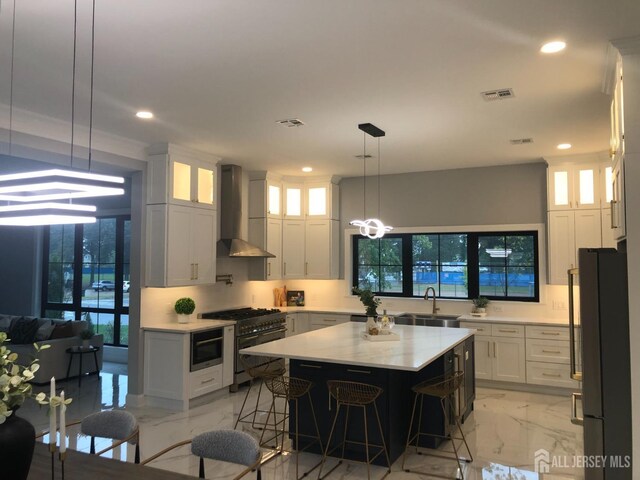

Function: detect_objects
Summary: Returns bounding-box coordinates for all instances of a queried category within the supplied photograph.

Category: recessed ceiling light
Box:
[557,143,572,150]
[540,41,566,54]
[302,167,313,173]
[136,111,154,119]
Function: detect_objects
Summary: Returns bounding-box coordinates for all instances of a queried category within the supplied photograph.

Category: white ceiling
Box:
[0,0,639,177]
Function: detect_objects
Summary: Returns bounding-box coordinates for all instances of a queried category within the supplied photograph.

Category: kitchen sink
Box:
[395,313,461,328]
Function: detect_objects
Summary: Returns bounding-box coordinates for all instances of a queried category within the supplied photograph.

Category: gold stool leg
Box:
[363,405,371,480]
[440,397,464,480]
[373,402,391,473]
[402,392,420,471]
[340,405,351,461]
[234,377,254,429]
[317,403,342,480]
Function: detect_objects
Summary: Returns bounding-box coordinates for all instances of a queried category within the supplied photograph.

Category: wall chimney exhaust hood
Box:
[217,164,275,258]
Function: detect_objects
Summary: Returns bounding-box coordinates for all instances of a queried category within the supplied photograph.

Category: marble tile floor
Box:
[21,364,585,479]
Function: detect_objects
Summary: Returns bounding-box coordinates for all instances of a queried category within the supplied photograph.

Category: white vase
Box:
[474,307,486,314]
[177,314,191,324]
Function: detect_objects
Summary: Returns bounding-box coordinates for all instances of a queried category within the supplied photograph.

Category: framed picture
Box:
[286,290,305,307]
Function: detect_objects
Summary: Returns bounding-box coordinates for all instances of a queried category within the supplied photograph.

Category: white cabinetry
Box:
[284,182,304,218]
[147,144,219,208]
[525,325,579,389]
[286,313,309,336]
[547,163,600,211]
[305,182,339,219]
[146,205,216,287]
[305,220,339,279]
[461,322,526,384]
[611,157,626,240]
[282,220,306,278]
[248,218,282,280]
[144,326,233,410]
[308,313,350,331]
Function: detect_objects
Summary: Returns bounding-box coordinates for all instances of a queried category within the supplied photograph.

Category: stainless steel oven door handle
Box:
[238,335,259,345]
[568,267,582,381]
[195,337,223,347]
[571,392,584,425]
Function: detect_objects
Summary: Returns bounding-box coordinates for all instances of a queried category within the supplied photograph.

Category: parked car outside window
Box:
[92,280,115,291]
[122,281,130,293]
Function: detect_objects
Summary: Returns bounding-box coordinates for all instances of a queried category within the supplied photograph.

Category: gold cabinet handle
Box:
[498,329,517,333]
[541,332,560,336]
[323,319,337,323]
[493,342,497,358]
[283,262,287,276]
[305,262,308,276]
[542,372,562,378]
[267,262,271,277]
[195,263,199,280]
[347,369,371,374]
[610,200,618,228]
[542,350,562,354]
[488,342,491,357]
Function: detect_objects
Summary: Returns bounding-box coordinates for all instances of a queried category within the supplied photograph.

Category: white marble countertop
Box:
[142,319,236,333]
[240,322,474,372]
[278,306,406,316]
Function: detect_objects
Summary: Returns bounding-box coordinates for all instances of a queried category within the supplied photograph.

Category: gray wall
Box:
[0,227,41,315]
[340,162,547,273]
[341,162,546,228]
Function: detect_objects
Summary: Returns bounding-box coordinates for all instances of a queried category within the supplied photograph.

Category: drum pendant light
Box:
[350,123,393,239]
[0,0,123,226]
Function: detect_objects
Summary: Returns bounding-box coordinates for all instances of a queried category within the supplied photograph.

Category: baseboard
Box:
[477,380,576,396]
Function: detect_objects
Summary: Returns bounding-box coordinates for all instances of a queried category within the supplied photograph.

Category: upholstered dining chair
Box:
[36,409,140,463]
[142,429,262,479]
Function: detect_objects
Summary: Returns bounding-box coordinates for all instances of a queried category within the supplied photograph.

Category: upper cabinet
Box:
[284,182,304,218]
[249,173,282,219]
[305,181,339,219]
[547,163,600,210]
[610,57,625,162]
[147,144,220,209]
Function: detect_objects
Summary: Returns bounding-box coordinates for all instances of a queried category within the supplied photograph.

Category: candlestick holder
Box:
[49,443,57,480]
[58,451,67,480]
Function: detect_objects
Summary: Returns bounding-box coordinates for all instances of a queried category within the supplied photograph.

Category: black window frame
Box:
[41,215,131,346]
[352,230,540,302]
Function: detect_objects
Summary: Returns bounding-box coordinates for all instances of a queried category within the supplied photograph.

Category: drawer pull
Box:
[323,319,337,323]
[200,377,215,384]
[542,350,562,354]
[542,372,562,378]
[347,369,371,374]
[300,363,322,369]
[498,329,517,333]
[541,332,561,336]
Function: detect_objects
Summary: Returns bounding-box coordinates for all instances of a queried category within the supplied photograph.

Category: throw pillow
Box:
[35,320,55,341]
[8,317,40,344]
[0,315,18,333]
[49,321,75,339]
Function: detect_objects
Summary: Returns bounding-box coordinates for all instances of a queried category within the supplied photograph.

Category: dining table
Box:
[28,442,197,479]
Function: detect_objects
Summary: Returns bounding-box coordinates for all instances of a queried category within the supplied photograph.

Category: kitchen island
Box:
[240,322,475,464]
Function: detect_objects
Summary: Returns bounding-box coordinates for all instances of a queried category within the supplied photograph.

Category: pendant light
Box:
[350,123,393,239]
[0,0,123,227]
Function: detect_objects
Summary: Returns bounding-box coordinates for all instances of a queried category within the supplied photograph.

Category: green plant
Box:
[472,296,490,309]
[0,332,71,424]
[175,297,196,315]
[352,287,381,317]
[80,313,95,339]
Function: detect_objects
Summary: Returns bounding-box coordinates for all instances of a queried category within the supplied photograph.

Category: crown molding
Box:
[147,143,221,165]
[611,35,640,55]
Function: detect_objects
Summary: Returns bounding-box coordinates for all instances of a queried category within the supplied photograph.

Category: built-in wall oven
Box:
[190,328,224,372]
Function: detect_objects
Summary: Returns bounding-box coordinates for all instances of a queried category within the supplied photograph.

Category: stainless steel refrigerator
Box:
[569,248,631,479]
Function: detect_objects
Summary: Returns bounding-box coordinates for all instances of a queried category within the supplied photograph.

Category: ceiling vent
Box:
[509,138,534,145]
[481,88,515,101]
[276,118,305,127]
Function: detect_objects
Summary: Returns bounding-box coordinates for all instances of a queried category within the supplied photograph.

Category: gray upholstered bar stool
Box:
[317,380,391,480]
[402,371,473,479]
[259,375,323,480]
[234,354,286,430]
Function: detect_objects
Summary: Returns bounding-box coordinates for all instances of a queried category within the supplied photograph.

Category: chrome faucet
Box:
[424,287,440,315]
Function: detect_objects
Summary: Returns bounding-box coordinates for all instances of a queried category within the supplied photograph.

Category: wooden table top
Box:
[28,442,197,479]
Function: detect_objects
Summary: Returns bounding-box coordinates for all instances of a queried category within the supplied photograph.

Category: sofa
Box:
[0,315,104,385]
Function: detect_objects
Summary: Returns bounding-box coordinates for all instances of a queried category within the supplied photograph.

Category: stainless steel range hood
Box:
[217,164,275,258]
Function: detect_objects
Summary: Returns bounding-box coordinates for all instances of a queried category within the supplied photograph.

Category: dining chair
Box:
[142,429,262,479]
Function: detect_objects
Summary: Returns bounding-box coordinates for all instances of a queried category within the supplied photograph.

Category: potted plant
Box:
[472,296,490,314]
[352,287,381,334]
[175,297,196,324]
[0,332,71,480]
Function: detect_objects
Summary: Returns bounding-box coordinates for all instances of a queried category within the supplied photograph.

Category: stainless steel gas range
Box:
[200,307,286,391]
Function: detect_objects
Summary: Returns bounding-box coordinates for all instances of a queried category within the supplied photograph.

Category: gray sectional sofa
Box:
[0,315,104,384]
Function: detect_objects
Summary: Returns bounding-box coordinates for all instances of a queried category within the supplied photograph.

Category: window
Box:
[352,230,539,302]
[42,216,131,346]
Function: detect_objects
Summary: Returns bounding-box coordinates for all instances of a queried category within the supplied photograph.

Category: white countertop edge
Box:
[456,314,569,326]
[142,319,236,333]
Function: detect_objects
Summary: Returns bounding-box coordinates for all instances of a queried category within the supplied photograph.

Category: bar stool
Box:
[317,380,391,480]
[259,375,323,480]
[234,354,286,430]
[402,371,473,479]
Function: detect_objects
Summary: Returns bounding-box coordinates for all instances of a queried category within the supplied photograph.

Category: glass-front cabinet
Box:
[305,181,339,219]
[547,163,600,210]
[147,144,219,208]
[284,182,304,218]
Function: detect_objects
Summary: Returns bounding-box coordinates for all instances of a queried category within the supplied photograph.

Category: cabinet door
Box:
[166,206,194,286]
[266,218,282,279]
[282,220,305,278]
[611,157,626,240]
[267,180,282,218]
[306,183,330,219]
[474,336,493,380]
[548,165,573,210]
[601,209,617,248]
[172,160,193,203]
[194,164,216,206]
[191,209,216,284]
[574,165,600,210]
[574,209,602,256]
[305,220,331,279]
[283,184,304,219]
[492,337,526,383]
[548,211,576,284]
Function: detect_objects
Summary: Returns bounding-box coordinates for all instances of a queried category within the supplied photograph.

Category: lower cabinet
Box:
[144,326,234,410]
[286,313,309,336]
[308,313,350,331]
[463,321,577,389]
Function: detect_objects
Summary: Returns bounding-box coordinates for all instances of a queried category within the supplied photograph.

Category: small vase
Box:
[366,316,378,335]
[177,314,191,324]
[0,410,36,480]
[82,339,90,349]
[475,307,486,314]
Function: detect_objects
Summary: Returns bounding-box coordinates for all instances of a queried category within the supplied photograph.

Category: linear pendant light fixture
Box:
[0,0,123,227]
[350,123,393,239]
